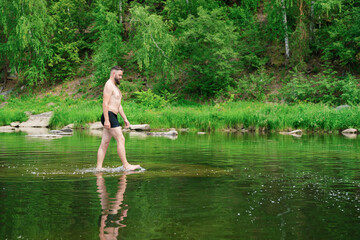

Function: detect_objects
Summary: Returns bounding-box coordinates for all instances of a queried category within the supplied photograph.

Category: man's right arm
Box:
[103,83,112,129]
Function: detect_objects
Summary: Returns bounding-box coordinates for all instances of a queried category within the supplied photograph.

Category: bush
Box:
[280,71,360,105]
[0,95,5,103]
[177,7,239,98]
[235,70,274,101]
[134,89,168,108]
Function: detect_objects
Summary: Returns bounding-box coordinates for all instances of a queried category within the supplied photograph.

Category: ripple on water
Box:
[78,166,146,174]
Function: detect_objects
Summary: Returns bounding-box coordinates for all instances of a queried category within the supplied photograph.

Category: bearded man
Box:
[96,66,141,171]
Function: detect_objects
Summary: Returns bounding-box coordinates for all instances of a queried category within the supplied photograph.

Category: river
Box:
[1,131,359,239]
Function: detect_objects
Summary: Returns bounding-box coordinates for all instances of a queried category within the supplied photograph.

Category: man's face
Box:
[114,70,123,84]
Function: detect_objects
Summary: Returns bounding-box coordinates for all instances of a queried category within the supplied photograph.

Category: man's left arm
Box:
[119,104,130,128]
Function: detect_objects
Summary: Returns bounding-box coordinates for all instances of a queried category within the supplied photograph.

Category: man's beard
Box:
[115,77,120,84]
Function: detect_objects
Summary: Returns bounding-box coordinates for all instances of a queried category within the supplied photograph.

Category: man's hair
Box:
[111,66,124,73]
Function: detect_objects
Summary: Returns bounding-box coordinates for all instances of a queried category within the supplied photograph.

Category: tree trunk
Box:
[119,0,122,24]
[281,0,290,63]
[309,0,314,42]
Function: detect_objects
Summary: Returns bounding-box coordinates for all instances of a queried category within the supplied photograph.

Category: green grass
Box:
[124,102,360,132]
[1,96,359,132]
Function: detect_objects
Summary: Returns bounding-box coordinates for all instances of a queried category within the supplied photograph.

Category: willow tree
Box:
[92,0,125,85]
[129,5,175,81]
[0,0,53,86]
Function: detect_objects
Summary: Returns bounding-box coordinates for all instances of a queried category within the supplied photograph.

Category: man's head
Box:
[110,66,124,84]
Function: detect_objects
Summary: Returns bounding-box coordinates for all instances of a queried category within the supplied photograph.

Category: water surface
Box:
[1,131,359,239]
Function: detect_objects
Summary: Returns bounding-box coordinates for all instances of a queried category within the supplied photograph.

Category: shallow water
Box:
[1,131,359,239]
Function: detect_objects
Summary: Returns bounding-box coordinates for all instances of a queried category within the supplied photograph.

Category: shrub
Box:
[134,89,168,108]
[280,71,360,105]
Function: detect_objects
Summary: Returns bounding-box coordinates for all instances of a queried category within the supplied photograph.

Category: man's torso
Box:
[107,81,122,114]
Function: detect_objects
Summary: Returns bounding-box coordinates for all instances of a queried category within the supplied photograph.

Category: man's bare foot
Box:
[123,164,141,171]
[95,167,105,172]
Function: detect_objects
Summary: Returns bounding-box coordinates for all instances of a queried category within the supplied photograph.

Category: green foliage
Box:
[280,71,360,105]
[289,20,310,70]
[92,1,125,85]
[129,5,175,78]
[48,0,88,81]
[134,89,168,108]
[177,7,239,97]
[163,0,220,27]
[160,89,177,103]
[0,0,53,85]
[119,78,144,95]
[228,5,267,70]
[235,70,275,101]
[316,5,360,69]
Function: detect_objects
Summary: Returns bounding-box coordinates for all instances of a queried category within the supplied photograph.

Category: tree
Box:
[177,7,239,97]
[0,0,53,85]
[92,0,125,85]
[315,1,359,72]
[129,5,175,79]
[163,0,220,28]
[48,0,90,81]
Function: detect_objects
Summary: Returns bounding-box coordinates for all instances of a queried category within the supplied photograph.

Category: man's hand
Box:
[124,119,130,129]
[104,120,111,129]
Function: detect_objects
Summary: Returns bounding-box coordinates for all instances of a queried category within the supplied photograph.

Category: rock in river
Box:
[341,128,358,134]
[19,111,53,128]
[130,124,150,131]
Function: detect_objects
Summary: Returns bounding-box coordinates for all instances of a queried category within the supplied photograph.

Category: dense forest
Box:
[0,0,359,104]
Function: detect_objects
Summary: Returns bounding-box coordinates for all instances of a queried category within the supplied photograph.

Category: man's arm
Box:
[103,83,112,129]
[118,104,130,128]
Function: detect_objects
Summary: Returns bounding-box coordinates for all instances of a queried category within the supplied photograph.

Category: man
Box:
[96,66,141,171]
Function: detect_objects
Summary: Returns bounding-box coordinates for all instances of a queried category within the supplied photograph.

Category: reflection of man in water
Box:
[96,173,128,240]
[97,66,141,171]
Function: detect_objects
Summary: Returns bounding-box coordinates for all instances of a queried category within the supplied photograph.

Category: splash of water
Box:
[78,166,146,174]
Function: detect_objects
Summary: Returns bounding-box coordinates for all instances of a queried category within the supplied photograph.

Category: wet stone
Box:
[0,126,15,132]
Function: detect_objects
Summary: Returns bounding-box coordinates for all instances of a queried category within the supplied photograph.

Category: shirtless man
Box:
[96,66,141,171]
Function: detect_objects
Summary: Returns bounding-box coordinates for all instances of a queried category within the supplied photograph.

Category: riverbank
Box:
[0,95,359,133]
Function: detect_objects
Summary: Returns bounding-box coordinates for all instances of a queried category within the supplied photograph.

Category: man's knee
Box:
[101,139,111,148]
[116,134,125,144]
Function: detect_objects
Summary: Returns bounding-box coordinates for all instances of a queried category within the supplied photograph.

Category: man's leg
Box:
[97,128,112,169]
[109,127,141,171]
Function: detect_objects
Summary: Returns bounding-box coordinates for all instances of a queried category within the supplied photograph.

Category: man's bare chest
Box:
[111,87,122,101]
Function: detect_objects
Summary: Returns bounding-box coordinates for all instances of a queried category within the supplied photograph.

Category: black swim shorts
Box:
[101,111,121,128]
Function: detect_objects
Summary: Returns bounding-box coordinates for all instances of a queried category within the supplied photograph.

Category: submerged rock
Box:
[49,129,73,136]
[279,129,302,137]
[146,130,178,136]
[18,127,49,135]
[129,131,178,139]
[0,126,15,132]
[342,133,357,139]
[341,128,358,134]
[130,124,150,131]
[60,128,73,133]
[26,134,63,139]
[19,111,53,128]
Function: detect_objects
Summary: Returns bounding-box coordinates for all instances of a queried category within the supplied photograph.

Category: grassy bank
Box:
[0,95,359,132]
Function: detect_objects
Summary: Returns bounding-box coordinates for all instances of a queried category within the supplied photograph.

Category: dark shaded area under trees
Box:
[0,0,359,105]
